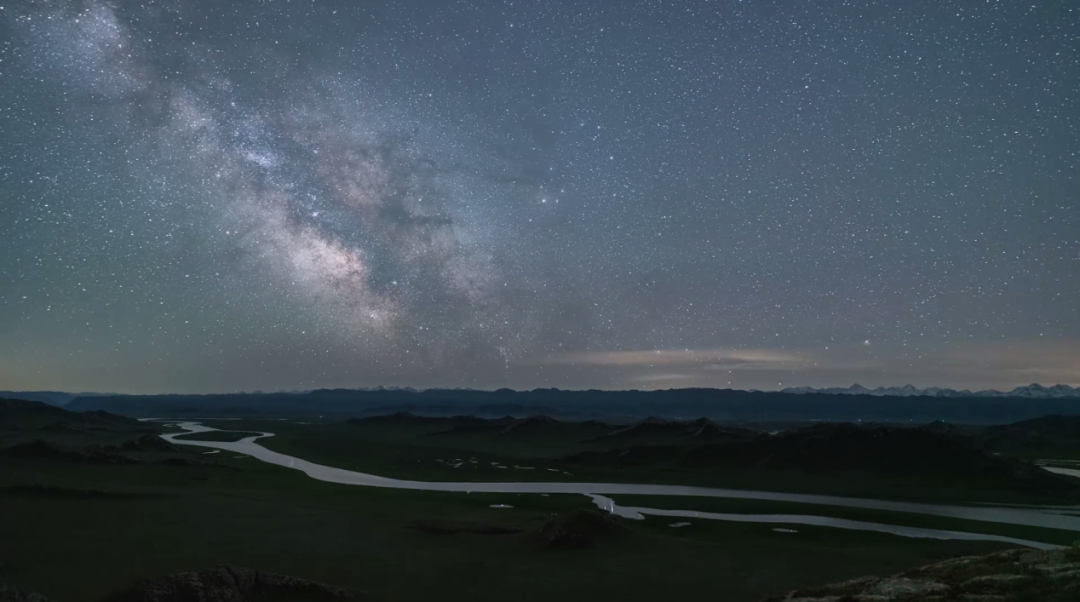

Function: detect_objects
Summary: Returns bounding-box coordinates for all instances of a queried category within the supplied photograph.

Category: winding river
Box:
[161,421,1080,550]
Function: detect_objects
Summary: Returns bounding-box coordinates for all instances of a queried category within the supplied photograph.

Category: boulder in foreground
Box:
[534,509,631,549]
[764,546,1080,601]
[0,584,57,602]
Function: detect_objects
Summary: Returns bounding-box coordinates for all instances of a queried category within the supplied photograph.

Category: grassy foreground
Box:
[0,452,1018,602]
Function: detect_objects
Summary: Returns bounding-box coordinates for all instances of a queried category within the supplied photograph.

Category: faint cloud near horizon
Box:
[529,340,1080,391]
[534,348,811,371]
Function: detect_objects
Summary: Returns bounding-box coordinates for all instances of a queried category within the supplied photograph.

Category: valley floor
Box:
[4,407,1080,601]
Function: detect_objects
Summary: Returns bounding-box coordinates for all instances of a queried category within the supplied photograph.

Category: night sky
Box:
[1,1,1077,394]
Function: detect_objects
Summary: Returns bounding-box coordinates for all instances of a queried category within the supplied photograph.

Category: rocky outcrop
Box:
[0,584,57,602]
[765,547,1080,601]
[108,565,359,601]
[534,509,630,549]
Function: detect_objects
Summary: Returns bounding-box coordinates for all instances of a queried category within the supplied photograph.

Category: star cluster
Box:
[0,1,1077,392]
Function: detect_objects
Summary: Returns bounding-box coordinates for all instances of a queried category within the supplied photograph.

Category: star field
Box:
[0,0,1077,393]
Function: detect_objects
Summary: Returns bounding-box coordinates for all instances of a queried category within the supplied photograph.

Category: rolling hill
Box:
[562,422,1080,502]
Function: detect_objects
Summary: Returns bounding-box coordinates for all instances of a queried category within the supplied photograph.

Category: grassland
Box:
[0,450,1017,602]
[3,402,1078,601]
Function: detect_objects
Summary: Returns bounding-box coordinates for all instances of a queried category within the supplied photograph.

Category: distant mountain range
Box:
[780,383,1080,399]
[44,385,1080,425]
[0,391,114,407]
[10,383,1079,408]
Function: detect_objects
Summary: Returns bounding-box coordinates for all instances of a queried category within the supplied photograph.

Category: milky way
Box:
[1,1,1077,392]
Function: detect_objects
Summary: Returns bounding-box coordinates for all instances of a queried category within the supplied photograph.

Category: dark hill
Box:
[499,414,560,434]
[349,411,422,423]
[350,412,465,426]
[426,415,563,437]
[0,398,157,453]
[346,412,499,430]
[980,415,1080,453]
[686,419,757,441]
[587,416,756,443]
[601,416,679,438]
[918,420,970,437]
[564,422,1080,501]
[581,419,612,429]
[0,397,76,429]
[476,403,558,416]
[78,410,144,428]
[0,397,143,431]
[351,412,581,438]
[0,390,110,407]
[687,423,1036,478]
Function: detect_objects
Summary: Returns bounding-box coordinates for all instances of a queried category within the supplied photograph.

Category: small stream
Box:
[160,421,1080,549]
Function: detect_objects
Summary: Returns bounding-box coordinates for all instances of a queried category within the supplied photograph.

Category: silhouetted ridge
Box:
[0,397,145,431]
[498,414,559,434]
[61,388,1080,424]
[580,419,611,429]
[348,411,421,424]
[426,415,565,437]
[347,412,489,427]
[596,416,676,439]
[980,414,1080,452]
[919,420,967,436]
[686,420,756,440]
[783,382,1080,398]
[0,397,75,427]
[588,416,756,442]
